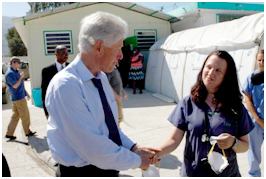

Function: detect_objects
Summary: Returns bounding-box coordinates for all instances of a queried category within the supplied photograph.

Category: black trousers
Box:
[2,154,11,177]
[56,164,119,177]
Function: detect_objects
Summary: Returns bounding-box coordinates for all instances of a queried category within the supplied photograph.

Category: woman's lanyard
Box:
[201,110,210,143]
[201,109,217,143]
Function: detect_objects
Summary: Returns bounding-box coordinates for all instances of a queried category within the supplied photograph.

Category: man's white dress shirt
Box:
[55,60,66,71]
[46,55,141,170]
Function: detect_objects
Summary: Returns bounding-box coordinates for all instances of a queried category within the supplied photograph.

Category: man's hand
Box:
[138,151,150,170]
[12,71,25,89]
[122,90,128,100]
[132,145,161,170]
[26,94,31,100]
[113,90,122,102]
[20,71,25,79]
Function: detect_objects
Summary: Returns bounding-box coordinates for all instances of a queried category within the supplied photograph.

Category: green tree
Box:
[5,27,27,56]
[28,2,76,13]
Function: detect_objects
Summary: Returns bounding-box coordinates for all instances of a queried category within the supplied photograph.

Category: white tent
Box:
[145,12,264,103]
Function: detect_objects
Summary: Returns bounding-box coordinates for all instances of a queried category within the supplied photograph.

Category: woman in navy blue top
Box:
[151,50,254,177]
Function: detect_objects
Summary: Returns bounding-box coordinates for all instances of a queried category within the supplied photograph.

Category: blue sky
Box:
[2,2,31,17]
[2,2,264,17]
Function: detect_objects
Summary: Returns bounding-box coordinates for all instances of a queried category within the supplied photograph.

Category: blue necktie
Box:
[91,78,122,146]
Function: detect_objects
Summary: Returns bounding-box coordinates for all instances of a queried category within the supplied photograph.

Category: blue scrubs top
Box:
[5,67,27,101]
[242,70,264,121]
[168,96,254,177]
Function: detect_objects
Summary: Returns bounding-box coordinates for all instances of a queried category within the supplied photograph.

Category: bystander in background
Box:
[41,45,69,119]
[243,50,264,177]
[106,65,128,126]
[128,47,144,94]
[5,57,36,140]
[118,44,132,87]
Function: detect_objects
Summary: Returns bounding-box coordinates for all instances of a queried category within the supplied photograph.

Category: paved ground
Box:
[2,80,264,177]
[2,82,55,177]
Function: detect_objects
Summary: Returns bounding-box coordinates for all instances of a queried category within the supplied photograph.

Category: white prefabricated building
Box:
[145,12,264,103]
[169,2,264,32]
[12,2,177,92]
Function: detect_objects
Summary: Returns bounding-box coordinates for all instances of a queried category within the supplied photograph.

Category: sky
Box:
[1,1,264,17]
[1,2,185,17]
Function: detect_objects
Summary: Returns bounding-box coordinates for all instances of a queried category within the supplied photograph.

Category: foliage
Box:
[28,2,76,13]
[5,27,27,56]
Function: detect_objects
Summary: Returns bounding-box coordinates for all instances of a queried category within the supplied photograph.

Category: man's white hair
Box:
[78,11,128,53]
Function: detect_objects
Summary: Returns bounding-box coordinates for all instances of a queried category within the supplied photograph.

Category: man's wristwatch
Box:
[130,143,137,152]
[232,137,239,149]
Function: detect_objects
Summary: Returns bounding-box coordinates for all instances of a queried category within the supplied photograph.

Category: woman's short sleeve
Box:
[168,97,188,131]
[237,105,255,137]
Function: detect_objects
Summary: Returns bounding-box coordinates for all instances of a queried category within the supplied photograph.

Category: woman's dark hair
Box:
[191,50,243,116]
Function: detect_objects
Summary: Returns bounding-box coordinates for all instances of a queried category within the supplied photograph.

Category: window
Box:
[217,14,245,23]
[134,30,157,50]
[43,30,73,55]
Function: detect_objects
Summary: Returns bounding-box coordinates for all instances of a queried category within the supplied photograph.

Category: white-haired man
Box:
[46,11,159,177]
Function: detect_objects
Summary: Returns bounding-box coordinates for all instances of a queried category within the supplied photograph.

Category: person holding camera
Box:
[5,57,36,140]
[151,50,254,177]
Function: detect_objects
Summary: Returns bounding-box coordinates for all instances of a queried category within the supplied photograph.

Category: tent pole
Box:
[180,52,187,100]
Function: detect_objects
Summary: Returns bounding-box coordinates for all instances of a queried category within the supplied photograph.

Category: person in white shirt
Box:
[46,11,159,177]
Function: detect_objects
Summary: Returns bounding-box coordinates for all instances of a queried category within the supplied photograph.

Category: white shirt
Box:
[55,60,66,72]
[46,55,141,170]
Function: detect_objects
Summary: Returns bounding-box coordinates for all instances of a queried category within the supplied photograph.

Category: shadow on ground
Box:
[158,154,181,170]
[119,174,133,177]
[28,136,50,153]
[122,87,176,109]
[6,139,28,145]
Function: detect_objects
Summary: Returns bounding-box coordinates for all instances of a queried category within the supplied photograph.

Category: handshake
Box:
[132,144,161,170]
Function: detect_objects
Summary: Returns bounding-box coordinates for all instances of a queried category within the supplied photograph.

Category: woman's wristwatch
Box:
[232,137,239,149]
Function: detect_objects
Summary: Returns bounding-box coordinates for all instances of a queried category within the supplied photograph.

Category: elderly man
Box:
[5,57,36,139]
[46,12,159,177]
[41,45,69,119]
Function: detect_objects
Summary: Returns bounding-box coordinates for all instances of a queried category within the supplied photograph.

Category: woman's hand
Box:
[216,133,235,149]
[150,152,161,165]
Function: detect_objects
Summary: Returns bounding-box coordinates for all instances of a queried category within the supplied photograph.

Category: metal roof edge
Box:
[197,2,264,11]
[169,2,264,17]
[13,2,180,23]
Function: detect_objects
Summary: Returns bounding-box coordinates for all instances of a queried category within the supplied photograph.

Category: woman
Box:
[151,50,254,177]
[242,50,264,177]
[128,47,144,94]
